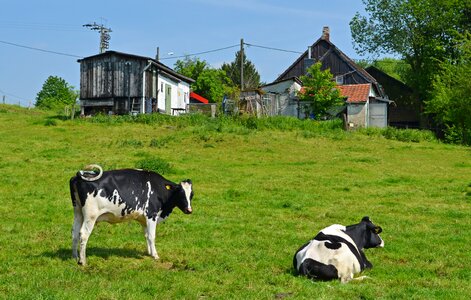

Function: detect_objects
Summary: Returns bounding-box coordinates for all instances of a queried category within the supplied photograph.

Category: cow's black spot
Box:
[324,241,341,250]
[299,258,338,281]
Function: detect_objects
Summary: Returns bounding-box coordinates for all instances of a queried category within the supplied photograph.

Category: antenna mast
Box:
[83,22,112,53]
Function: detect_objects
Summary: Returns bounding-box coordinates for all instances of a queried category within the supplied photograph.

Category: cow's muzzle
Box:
[184,208,193,214]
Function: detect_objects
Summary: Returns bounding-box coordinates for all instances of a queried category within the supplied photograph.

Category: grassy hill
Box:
[1,104,470,299]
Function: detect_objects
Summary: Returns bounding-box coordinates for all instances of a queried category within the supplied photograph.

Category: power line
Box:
[83,22,112,54]
[0,40,83,58]
[244,42,303,54]
[0,87,29,101]
[159,44,239,60]
[0,21,83,32]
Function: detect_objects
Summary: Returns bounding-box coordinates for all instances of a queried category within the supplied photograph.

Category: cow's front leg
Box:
[145,219,159,259]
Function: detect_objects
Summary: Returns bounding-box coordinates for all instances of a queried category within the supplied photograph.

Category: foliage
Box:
[368,58,410,82]
[1,105,471,299]
[35,76,77,110]
[297,62,344,119]
[193,68,232,103]
[426,33,471,145]
[174,57,233,103]
[350,0,471,101]
[174,56,208,82]
[221,50,261,90]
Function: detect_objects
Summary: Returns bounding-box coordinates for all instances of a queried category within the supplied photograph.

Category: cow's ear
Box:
[373,226,382,234]
[362,216,371,223]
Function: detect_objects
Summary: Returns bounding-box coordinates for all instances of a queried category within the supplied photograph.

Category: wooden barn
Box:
[78,51,194,115]
[262,27,392,127]
[365,66,423,129]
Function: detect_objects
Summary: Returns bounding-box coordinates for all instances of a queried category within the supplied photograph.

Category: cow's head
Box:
[168,179,193,214]
[361,216,384,248]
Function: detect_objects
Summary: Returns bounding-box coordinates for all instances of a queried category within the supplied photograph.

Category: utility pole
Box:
[83,22,112,53]
[240,38,244,91]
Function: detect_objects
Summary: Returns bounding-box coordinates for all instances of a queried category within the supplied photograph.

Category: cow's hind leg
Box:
[144,219,159,259]
[71,206,83,259]
[300,259,339,281]
[78,215,97,266]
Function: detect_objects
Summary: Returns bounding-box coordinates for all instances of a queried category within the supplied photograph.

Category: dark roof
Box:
[78,50,194,84]
[276,37,377,84]
[365,66,412,92]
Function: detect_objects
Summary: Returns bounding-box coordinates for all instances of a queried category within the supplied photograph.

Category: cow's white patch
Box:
[111,189,121,204]
[181,182,192,210]
[146,181,152,201]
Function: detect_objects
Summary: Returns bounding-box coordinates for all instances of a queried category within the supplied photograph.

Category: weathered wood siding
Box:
[278,40,373,86]
[80,54,151,99]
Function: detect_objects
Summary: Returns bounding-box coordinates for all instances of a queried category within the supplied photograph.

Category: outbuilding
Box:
[78,51,194,115]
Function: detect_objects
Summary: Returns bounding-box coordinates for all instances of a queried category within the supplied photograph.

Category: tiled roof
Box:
[337,84,371,103]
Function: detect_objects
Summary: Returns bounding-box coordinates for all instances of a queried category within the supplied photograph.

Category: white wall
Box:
[261,80,302,118]
[157,75,191,114]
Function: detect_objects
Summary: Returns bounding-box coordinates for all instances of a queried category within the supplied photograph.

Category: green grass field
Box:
[1,104,470,299]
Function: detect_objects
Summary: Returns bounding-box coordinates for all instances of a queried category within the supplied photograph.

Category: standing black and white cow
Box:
[293,216,384,283]
[69,164,194,265]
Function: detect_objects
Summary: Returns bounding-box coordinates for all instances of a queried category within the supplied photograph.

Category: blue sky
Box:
[0,0,367,106]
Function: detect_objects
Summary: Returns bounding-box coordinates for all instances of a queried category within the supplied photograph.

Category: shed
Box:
[77,51,194,115]
[338,84,392,129]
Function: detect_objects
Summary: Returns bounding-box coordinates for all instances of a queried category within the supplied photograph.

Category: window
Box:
[335,75,344,85]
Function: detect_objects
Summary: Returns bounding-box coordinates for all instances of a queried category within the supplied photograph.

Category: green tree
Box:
[174,57,234,103]
[370,58,410,82]
[298,62,343,119]
[426,33,471,145]
[35,76,77,110]
[194,69,233,103]
[221,50,260,90]
[174,56,208,82]
[350,0,471,101]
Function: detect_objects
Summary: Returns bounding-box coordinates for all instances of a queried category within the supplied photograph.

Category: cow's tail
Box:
[78,164,103,182]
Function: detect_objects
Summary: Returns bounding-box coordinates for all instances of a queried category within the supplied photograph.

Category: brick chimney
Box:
[322,26,330,41]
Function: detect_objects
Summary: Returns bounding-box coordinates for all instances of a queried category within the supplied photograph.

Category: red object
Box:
[190,92,209,104]
[336,84,371,103]
[300,84,372,103]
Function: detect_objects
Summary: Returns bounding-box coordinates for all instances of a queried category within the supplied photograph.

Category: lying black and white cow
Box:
[293,216,384,283]
[69,164,193,265]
